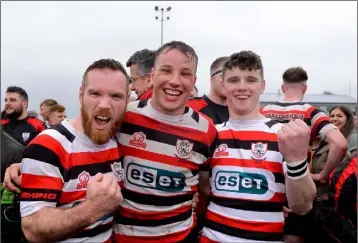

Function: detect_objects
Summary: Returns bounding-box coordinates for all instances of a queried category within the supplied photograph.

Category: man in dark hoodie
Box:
[1,130,25,243]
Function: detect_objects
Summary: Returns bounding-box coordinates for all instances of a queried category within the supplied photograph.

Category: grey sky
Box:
[1,1,357,119]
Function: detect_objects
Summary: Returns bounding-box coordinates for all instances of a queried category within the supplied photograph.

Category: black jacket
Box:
[1,130,25,179]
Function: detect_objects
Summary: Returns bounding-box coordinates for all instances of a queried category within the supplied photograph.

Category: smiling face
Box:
[80,68,128,144]
[223,67,265,119]
[330,108,347,131]
[150,48,197,115]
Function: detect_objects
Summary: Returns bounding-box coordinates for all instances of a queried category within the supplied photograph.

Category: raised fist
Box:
[277,120,311,163]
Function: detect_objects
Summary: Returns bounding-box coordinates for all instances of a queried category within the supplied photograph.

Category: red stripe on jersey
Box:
[207,120,218,145]
[113,225,194,243]
[22,173,64,190]
[261,109,308,117]
[200,235,220,243]
[306,106,316,116]
[311,116,330,137]
[59,190,86,204]
[1,119,9,125]
[219,130,278,142]
[29,134,69,169]
[27,117,45,133]
[206,210,284,233]
[187,98,208,112]
[125,112,210,146]
[123,186,195,199]
[212,158,284,174]
[334,158,356,212]
[69,147,119,167]
[121,145,199,170]
[211,192,286,203]
[119,204,192,220]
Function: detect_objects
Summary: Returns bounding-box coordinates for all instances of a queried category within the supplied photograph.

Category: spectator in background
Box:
[190,86,198,98]
[27,110,39,118]
[48,104,66,127]
[1,86,45,146]
[261,67,348,243]
[187,56,229,124]
[39,98,58,128]
[126,49,155,100]
[329,106,357,157]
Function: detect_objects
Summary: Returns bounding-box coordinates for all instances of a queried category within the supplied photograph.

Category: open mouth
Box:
[164,88,182,97]
[94,115,111,128]
[235,95,250,100]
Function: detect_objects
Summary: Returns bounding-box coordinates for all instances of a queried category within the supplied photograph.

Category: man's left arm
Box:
[278,120,316,215]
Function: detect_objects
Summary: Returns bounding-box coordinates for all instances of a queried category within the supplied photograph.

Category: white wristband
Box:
[285,159,309,180]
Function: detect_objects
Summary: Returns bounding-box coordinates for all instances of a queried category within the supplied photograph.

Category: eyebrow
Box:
[247,76,259,80]
[111,92,125,98]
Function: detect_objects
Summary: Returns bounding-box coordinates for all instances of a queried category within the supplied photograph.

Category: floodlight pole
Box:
[155,6,171,46]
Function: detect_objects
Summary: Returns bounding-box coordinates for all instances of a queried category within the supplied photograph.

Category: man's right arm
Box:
[320,129,347,180]
[310,108,347,182]
[22,200,98,243]
[19,132,94,243]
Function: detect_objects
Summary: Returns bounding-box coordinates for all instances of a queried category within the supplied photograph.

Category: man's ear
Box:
[22,100,28,109]
[260,79,266,94]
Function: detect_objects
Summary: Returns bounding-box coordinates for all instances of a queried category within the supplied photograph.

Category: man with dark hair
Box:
[200,51,316,243]
[1,86,45,145]
[187,56,229,124]
[126,49,155,100]
[112,40,218,243]
[260,66,347,242]
[48,104,66,127]
[39,98,58,127]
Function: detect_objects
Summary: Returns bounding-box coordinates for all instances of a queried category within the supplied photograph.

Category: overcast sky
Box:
[1,1,357,118]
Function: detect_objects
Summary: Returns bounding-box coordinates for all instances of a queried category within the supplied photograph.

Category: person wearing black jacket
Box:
[1,130,25,243]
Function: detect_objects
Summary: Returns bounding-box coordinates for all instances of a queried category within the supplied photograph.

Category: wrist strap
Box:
[286,159,308,180]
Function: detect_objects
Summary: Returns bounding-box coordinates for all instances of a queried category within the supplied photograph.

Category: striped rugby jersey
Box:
[201,119,286,243]
[113,99,218,243]
[20,119,122,243]
[260,101,336,140]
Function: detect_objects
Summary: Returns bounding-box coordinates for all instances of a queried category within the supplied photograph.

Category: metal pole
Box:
[161,9,164,46]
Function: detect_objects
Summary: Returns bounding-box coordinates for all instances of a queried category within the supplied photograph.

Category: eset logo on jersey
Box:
[214,171,268,195]
[126,162,186,192]
[129,132,147,149]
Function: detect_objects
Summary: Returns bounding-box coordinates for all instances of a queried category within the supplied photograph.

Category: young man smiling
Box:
[113,41,218,243]
[200,51,316,243]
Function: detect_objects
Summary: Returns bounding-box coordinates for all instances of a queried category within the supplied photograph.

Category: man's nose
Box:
[97,97,111,109]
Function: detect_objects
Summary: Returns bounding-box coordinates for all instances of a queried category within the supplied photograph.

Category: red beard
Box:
[81,106,124,145]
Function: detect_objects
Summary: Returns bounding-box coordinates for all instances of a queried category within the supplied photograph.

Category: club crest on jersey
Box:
[22,132,30,142]
[251,142,267,160]
[215,144,229,157]
[129,132,147,149]
[76,171,90,189]
[175,139,194,159]
[111,162,124,182]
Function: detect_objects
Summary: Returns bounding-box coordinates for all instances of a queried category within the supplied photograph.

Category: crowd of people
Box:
[1,40,357,243]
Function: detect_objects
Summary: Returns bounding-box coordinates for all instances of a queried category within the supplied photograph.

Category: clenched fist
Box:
[277,120,311,163]
[84,173,123,221]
